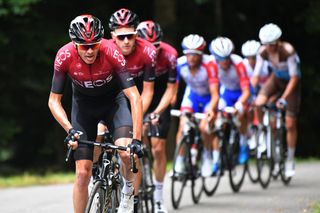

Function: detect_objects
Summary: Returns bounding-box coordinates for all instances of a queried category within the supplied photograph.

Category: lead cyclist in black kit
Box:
[48,15,143,213]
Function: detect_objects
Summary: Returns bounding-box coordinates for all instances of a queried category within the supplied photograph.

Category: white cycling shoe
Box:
[285,160,295,177]
[154,201,168,213]
[118,192,134,213]
[201,158,213,177]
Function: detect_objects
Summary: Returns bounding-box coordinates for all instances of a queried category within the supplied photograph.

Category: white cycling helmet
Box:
[259,23,282,44]
[241,40,261,57]
[181,34,206,54]
[209,37,234,60]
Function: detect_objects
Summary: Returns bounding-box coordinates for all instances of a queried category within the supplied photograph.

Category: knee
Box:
[75,168,91,188]
[286,120,296,132]
[118,151,131,165]
[153,144,165,160]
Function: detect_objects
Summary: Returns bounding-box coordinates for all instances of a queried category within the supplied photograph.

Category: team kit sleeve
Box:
[50,47,71,94]
[142,44,157,82]
[167,53,178,83]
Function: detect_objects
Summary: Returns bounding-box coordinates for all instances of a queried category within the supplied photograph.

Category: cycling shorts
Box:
[71,91,133,161]
[218,86,242,110]
[180,87,211,113]
[145,106,171,139]
[259,74,301,117]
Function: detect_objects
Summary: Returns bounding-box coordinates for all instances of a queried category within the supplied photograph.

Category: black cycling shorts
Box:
[145,105,171,139]
[71,91,133,161]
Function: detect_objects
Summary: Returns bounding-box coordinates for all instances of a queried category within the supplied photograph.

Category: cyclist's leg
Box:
[283,81,300,176]
[151,107,170,204]
[71,100,97,213]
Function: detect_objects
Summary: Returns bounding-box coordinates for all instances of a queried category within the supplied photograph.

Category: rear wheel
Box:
[171,137,188,209]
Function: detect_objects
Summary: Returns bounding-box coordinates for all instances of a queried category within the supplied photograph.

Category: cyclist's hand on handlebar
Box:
[206,110,216,125]
[149,112,160,125]
[276,98,287,110]
[64,128,80,150]
[131,139,144,158]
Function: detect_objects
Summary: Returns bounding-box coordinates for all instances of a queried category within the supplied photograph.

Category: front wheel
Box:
[85,181,107,213]
[139,150,155,213]
[226,130,246,193]
[171,136,188,209]
[191,141,203,204]
[257,126,272,189]
[278,126,292,185]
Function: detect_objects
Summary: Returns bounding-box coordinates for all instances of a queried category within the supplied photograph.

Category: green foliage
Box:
[0,0,40,16]
[305,0,320,34]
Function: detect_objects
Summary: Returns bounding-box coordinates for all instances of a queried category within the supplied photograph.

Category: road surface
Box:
[1,162,319,213]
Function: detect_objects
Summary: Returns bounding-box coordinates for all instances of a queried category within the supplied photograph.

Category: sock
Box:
[153,180,164,203]
[287,147,295,161]
[240,134,247,146]
[122,178,134,195]
[212,150,220,164]
[176,155,184,163]
[202,148,210,159]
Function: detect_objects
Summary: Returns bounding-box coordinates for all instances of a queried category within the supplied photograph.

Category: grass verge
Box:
[0,172,75,188]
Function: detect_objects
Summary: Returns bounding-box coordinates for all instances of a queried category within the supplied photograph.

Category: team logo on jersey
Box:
[72,74,113,88]
[55,49,71,70]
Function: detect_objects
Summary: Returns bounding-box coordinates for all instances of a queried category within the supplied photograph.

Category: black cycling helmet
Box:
[69,15,104,44]
[137,20,163,45]
[109,8,139,31]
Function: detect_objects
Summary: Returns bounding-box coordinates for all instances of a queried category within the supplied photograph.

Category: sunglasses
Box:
[76,42,101,51]
[153,41,161,48]
[113,32,137,41]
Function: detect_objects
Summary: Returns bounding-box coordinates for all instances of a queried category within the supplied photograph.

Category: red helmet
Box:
[69,15,104,44]
[109,8,139,30]
[137,21,163,45]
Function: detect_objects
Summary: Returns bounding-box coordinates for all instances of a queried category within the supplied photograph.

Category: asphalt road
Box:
[1,162,319,213]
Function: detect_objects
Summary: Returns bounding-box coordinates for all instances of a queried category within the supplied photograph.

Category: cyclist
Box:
[241,40,271,150]
[209,36,251,165]
[174,34,219,177]
[137,20,177,213]
[241,40,271,91]
[48,15,143,213]
[252,23,301,177]
[94,8,157,212]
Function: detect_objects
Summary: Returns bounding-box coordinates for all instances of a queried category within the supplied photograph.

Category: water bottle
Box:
[191,144,198,165]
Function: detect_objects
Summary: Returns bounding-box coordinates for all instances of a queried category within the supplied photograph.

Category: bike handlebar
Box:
[170,109,207,120]
[64,139,138,173]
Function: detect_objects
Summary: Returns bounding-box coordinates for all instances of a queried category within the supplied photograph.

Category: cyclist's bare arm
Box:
[239,87,250,105]
[141,81,154,114]
[281,76,299,100]
[123,86,143,140]
[152,82,175,114]
[48,92,72,132]
[209,84,219,112]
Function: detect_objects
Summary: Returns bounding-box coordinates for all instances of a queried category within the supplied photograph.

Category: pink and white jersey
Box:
[243,58,270,86]
[176,54,218,96]
[214,54,250,91]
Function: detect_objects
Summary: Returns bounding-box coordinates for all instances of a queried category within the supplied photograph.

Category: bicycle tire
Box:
[85,180,107,213]
[191,140,203,204]
[257,127,272,189]
[171,136,188,209]
[226,128,246,193]
[278,126,292,185]
[203,138,222,196]
[139,149,155,213]
[246,127,259,183]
